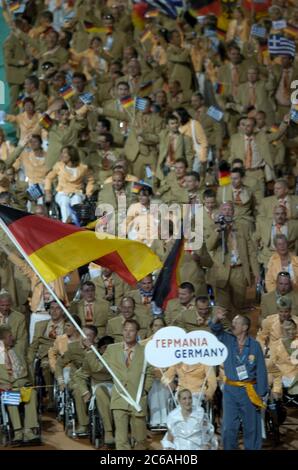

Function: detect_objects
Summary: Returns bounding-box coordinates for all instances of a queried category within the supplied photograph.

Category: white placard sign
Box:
[145,326,228,368]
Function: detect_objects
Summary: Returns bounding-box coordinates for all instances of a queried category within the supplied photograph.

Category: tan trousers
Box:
[7,389,39,431]
[72,387,89,427]
[113,408,147,450]
[95,384,113,434]
[215,265,248,318]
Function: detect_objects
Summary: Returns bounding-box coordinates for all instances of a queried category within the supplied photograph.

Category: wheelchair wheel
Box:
[265,404,281,447]
[89,408,104,449]
[64,390,76,438]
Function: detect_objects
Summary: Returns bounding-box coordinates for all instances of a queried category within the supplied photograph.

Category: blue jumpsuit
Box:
[210,321,268,450]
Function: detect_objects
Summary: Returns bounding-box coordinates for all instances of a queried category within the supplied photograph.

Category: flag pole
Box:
[0,218,141,412]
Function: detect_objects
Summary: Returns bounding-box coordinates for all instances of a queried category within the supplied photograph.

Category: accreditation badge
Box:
[236,365,249,381]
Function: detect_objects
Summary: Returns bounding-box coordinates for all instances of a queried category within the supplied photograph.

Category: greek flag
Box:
[251,24,267,38]
[135,97,148,111]
[290,109,298,123]
[268,35,296,57]
[133,1,183,18]
[207,106,224,122]
[79,92,94,105]
[2,391,21,406]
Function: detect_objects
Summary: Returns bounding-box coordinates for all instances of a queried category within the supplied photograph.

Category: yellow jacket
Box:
[161,362,217,400]
[44,161,95,196]
[265,253,298,293]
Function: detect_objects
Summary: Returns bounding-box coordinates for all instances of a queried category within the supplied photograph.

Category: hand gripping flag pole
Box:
[0,216,142,412]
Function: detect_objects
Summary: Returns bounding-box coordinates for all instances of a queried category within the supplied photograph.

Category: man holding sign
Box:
[209,309,268,450]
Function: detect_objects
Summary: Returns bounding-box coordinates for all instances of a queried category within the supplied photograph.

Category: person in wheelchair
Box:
[270,318,298,406]
[73,334,114,445]
[161,389,218,450]
[27,300,66,411]
[161,361,217,410]
[0,326,40,445]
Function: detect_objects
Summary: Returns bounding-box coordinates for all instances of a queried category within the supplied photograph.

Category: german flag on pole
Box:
[0,205,162,285]
[151,236,184,310]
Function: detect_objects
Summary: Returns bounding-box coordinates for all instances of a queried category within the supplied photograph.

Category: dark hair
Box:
[23,97,35,107]
[102,133,114,146]
[97,335,114,349]
[73,72,87,83]
[231,158,244,167]
[186,171,200,182]
[26,75,39,89]
[84,324,98,337]
[231,167,245,178]
[117,81,129,89]
[31,134,42,145]
[175,158,188,168]
[166,113,179,123]
[203,188,216,199]
[196,295,209,304]
[61,145,80,166]
[123,318,140,331]
[41,10,54,22]
[174,107,191,125]
[149,316,166,329]
[97,117,111,131]
[82,281,95,289]
[179,282,195,293]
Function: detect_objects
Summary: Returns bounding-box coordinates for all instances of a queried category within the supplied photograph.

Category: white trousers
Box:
[55,192,84,223]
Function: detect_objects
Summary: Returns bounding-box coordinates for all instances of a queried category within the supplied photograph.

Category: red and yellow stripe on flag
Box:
[284,25,298,39]
[0,205,162,285]
[39,113,53,129]
[120,95,134,109]
[219,170,231,187]
[84,22,112,34]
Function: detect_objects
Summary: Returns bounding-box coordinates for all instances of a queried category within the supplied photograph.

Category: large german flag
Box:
[151,236,184,310]
[0,205,162,285]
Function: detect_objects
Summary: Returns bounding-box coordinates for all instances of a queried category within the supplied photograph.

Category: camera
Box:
[215,214,226,226]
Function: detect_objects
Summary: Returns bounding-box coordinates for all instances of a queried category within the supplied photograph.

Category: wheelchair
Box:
[0,390,42,447]
[0,392,13,447]
[88,390,104,449]
[63,388,77,439]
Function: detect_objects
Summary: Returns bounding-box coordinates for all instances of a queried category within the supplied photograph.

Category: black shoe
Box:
[11,439,23,447]
[23,437,42,446]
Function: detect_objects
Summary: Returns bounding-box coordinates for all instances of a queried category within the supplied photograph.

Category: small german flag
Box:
[16,94,25,109]
[218,160,231,187]
[8,1,21,12]
[120,95,134,109]
[84,21,112,34]
[270,125,279,133]
[59,84,75,100]
[0,205,162,285]
[216,27,226,40]
[139,80,153,97]
[214,82,224,95]
[243,0,271,13]
[284,25,298,39]
[145,10,158,18]
[151,236,184,310]
[39,113,53,129]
